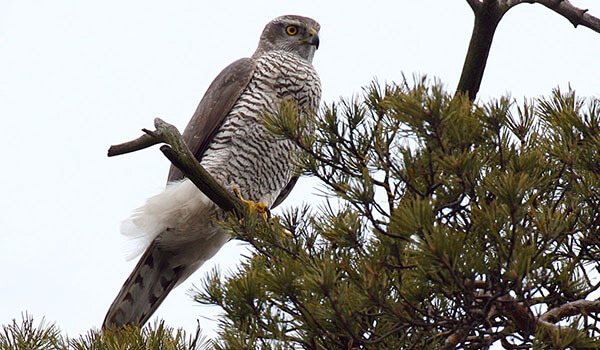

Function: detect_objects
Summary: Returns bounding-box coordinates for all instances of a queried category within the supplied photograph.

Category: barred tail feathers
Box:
[104,178,231,328]
[102,241,184,328]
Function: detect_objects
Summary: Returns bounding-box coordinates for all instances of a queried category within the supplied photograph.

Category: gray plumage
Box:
[103,15,321,329]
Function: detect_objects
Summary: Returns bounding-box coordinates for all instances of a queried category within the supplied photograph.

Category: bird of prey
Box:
[103,15,321,329]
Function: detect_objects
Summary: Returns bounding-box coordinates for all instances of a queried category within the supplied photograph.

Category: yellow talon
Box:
[231,186,293,238]
[232,185,269,220]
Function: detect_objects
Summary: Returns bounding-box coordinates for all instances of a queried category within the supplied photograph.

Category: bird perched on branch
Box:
[103,15,321,329]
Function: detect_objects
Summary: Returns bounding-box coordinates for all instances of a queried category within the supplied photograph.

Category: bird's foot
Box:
[232,185,270,220]
[231,186,292,238]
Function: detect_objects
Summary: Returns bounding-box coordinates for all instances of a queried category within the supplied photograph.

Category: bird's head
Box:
[255,15,320,62]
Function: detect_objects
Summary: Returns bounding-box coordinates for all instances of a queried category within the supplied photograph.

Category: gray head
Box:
[254,15,320,62]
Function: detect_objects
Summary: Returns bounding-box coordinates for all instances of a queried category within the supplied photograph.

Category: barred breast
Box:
[201,50,321,206]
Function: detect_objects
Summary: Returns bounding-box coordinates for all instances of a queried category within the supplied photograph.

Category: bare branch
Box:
[107,133,159,156]
[497,295,600,343]
[440,327,469,350]
[525,0,600,34]
[464,279,488,289]
[540,299,600,324]
[466,0,482,12]
[457,1,507,100]
[458,0,600,100]
[496,0,600,32]
[500,337,531,349]
[107,118,245,217]
[497,295,537,334]
[159,144,243,215]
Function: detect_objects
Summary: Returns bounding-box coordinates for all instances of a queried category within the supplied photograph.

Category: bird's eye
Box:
[285,25,298,36]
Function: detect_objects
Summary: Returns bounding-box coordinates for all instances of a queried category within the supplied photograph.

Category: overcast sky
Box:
[1,0,599,342]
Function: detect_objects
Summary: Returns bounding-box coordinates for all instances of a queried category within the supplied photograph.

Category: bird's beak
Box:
[307,27,320,50]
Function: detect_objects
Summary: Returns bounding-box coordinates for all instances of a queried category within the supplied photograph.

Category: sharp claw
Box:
[232,185,270,220]
[231,185,293,239]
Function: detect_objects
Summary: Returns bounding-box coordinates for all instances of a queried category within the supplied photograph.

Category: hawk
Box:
[103,15,321,328]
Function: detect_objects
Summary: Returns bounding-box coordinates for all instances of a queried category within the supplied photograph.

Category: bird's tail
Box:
[102,240,184,329]
[103,179,224,329]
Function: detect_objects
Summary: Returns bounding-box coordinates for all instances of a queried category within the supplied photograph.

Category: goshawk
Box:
[103,15,321,328]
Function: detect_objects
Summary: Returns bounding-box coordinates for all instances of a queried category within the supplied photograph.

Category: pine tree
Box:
[0,314,206,350]
[194,80,600,349]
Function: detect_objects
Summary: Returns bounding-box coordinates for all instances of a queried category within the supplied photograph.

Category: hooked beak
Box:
[307,27,320,49]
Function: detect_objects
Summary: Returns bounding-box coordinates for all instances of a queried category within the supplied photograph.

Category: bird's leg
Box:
[230,186,293,238]
[231,185,270,220]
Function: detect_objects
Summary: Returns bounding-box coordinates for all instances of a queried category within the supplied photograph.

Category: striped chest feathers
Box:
[236,50,321,121]
[201,50,321,193]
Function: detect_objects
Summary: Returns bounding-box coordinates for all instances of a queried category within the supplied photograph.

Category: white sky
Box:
[1,0,599,343]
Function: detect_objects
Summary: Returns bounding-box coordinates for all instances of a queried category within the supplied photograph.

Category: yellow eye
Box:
[286,25,298,36]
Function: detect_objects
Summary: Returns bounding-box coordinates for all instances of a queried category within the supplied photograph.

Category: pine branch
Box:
[498,295,600,344]
[497,295,537,335]
[440,327,469,350]
[107,118,245,217]
[539,300,600,325]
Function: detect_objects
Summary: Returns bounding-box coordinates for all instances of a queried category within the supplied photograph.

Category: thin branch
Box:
[497,294,600,342]
[521,0,600,34]
[159,145,242,215]
[107,134,159,156]
[440,326,470,350]
[539,300,600,324]
[500,337,531,349]
[107,118,245,217]
[497,295,537,335]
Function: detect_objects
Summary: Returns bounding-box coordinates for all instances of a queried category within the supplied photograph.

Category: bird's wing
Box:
[167,57,256,183]
[271,175,299,209]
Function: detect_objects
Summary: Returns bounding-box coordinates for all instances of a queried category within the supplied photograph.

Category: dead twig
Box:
[107,117,245,217]
[539,299,600,324]
[522,0,600,33]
